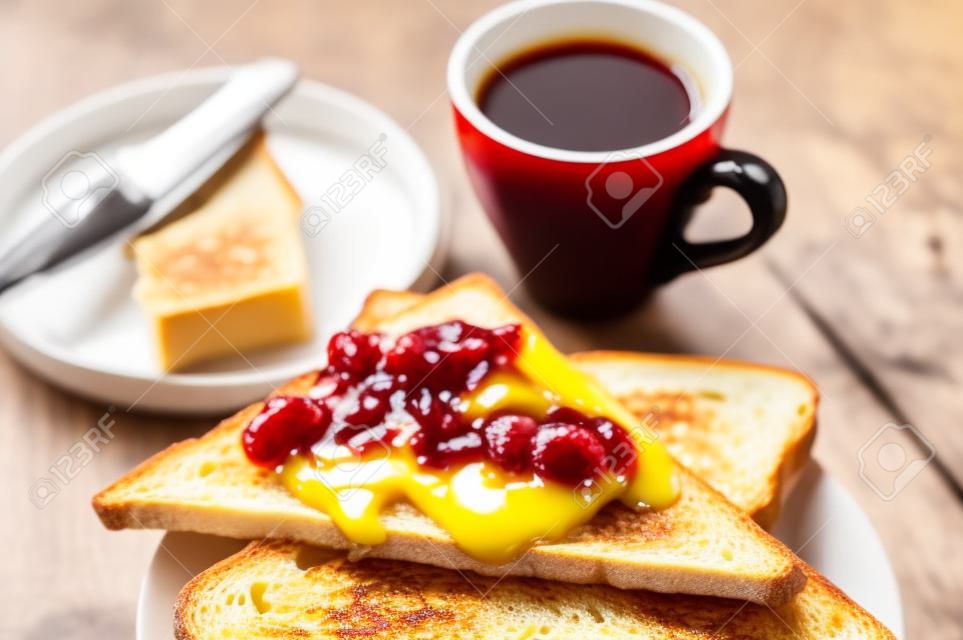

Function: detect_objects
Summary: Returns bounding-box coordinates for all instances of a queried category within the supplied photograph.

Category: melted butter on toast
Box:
[282,327,679,564]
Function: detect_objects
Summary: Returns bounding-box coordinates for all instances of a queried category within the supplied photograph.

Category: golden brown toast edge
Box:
[352,288,425,331]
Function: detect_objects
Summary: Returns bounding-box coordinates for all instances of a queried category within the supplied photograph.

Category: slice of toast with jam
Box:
[94,274,807,605]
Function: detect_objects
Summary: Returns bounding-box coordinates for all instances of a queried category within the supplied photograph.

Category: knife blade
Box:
[0,57,299,294]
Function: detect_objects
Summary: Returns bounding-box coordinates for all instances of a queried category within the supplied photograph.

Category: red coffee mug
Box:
[448,0,786,316]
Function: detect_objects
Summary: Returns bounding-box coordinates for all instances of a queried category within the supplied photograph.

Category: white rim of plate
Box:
[0,66,443,388]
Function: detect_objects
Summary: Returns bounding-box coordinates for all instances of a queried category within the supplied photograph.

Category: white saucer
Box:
[0,67,444,414]
[136,463,904,639]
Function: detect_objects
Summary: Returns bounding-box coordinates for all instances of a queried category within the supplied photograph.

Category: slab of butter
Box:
[131,134,312,371]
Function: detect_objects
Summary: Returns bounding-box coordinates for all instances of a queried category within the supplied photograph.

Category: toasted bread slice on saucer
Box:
[131,133,312,371]
[174,539,894,640]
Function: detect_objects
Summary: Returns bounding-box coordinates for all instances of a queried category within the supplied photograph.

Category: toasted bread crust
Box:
[352,289,425,331]
[174,540,893,640]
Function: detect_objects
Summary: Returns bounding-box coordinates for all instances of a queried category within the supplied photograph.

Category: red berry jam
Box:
[483,415,538,474]
[242,396,332,468]
[241,321,638,487]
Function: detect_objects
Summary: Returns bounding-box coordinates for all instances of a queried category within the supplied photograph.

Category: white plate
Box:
[0,67,444,414]
[136,463,904,639]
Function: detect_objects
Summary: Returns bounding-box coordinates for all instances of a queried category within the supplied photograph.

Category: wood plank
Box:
[674,0,963,488]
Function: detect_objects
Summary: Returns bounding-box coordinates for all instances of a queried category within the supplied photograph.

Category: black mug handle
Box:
[652,149,787,283]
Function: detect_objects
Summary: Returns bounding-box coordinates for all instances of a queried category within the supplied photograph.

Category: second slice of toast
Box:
[174,540,894,640]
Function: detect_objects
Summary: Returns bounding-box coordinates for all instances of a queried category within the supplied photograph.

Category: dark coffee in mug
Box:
[477,39,698,152]
[450,0,787,316]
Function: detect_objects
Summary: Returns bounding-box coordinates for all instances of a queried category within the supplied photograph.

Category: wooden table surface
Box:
[2,1,961,638]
